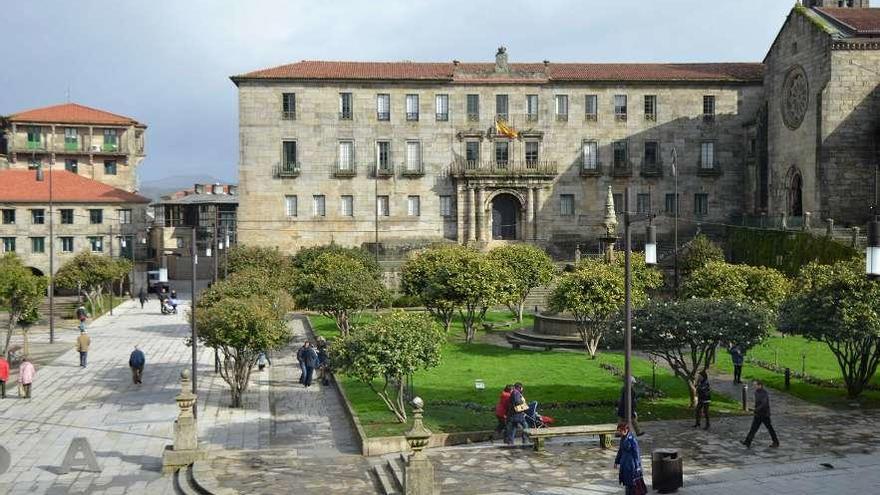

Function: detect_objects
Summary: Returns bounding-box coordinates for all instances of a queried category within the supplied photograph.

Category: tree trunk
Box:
[587,338,599,359]
[4,315,14,357]
[687,380,697,408]
[516,301,524,323]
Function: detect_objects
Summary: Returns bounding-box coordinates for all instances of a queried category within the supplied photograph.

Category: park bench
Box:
[524,424,618,452]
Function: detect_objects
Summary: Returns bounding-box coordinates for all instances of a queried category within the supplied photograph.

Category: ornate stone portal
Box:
[162,369,206,474]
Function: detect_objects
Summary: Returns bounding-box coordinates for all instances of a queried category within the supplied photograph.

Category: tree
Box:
[0,254,46,356]
[194,271,292,407]
[400,246,459,331]
[443,247,509,343]
[779,258,880,398]
[299,251,387,336]
[629,298,771,406]
[488,244,557,322]
[292,244,381,279]
[680,234,724,277]
[330,310,443,422]
[54,252,126,314]
[683,261,790,313]
[224,245,297,293]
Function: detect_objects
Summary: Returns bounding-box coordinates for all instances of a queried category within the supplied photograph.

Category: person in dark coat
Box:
[302,343,319,387]
[616,377,644,436]
[296,342,309,384]
[694,371,711,429]
[129,346,146,384]
[504,383,528,445]
[742,380,780,448]
[729,345,745,384]
[138,288,148,309]
[614,423,646,495]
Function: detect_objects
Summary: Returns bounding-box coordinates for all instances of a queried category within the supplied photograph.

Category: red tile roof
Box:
[234,61,764,83]
[817,8,880,35]
[0,170,150,204]
[7,103,145,127]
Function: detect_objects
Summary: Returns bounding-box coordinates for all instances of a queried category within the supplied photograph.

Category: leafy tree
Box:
[683,261,790,313]
[0,254,46,356]
[680,234,724,277]
[54,252,128,314]
[441,247,510,343]
[299,252,387,336]
[194,271,293,407]
[629,298,771,406]
[224,245,297,293]
[488,244,557,322]
[400,245,459,331]
[292,244,381,279]
[779,258,880,398]
[330,310,443,422]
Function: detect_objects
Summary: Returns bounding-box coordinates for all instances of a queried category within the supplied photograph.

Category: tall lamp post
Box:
[35,165,55,344]
[867,215,880,280]
[190,226,198,418]
[671,147,679,294]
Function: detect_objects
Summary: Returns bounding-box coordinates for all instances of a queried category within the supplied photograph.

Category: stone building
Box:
[232,1,880,256]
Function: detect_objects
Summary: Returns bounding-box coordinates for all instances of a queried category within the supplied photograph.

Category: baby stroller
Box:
[524,401,546,429]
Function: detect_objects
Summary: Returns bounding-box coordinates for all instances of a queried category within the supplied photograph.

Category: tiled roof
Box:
[7,103,145,127]
[817,8,880,35]
[0,170,150,204]
[233,60,764,83]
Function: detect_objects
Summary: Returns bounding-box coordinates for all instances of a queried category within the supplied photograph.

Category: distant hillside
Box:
[138,174,225,201]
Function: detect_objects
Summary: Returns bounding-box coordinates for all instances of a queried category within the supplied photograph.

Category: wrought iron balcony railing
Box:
[450,159,557,177]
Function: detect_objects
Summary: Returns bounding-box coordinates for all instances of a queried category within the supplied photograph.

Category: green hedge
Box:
[727,227,858,276]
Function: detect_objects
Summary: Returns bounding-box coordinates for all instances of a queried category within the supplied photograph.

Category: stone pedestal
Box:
[162,369,206,474]
[404,397,435,495]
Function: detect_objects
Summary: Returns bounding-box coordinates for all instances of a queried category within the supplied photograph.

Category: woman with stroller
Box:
[504,383,529,445]
[494,384,512,437]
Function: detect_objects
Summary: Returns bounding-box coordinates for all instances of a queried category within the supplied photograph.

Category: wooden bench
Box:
[524,424,618,452]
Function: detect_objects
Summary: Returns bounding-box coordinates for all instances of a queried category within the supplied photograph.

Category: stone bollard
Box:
[404,397,435,495]
[803,211,811,231]
[852,226,861,248]
[826,218,834,237]
[780,213,787,230]
[162,369,206,474]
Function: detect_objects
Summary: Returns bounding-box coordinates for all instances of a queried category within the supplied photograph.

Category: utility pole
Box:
[190,226,198,418]
[623,187,633,434]
[109,224,114,316]
[48,164,55,344]
[212,206,219,373]
[672,147,680,295]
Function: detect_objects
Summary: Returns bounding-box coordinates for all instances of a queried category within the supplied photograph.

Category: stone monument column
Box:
[456,184,466,243]
[404,397,434,495]
[162,369,206,474]
[467,187,476,243]
[475,187,485,242]
[526,188,535,241]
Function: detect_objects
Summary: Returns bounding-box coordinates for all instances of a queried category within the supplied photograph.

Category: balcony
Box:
[580,163,602,177]
[467,113,479,122]
[274,163,301,178]
[697,163,722,177]
[450,159,557,178]
[555,113,568,122]
[526,113,538,123]
[400,163,425,177]
[611,161,633,177]
[377,112,390,121]
[406,112,419,122]
[334,162,357,178]
[339,112,353,120]
[282,111,296,120]
[375,164,394,178]
[641,161,663,178]
[436,112,449,122]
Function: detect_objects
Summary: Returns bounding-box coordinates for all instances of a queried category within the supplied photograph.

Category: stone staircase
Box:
[505,328,583,350]
[523,285,551,311]
[370,453,407,495]
[173,461,238,495]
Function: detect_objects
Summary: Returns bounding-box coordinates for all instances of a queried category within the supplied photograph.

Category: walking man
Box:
[76,329,91,368]
[129,346,146,384]
[76,304,89,331]
[138,288,148,309]
[0,354,8,398]
[296,341,309,385]
[742,380,780,448]
[694,371,711,430]
[302,343,319,387]
[617,377,644,436]
[730,344,744,385]
[19,358,35,398]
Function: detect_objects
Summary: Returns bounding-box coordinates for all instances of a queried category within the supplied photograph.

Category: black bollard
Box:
[784,368,791,390]
[741,384,748,411]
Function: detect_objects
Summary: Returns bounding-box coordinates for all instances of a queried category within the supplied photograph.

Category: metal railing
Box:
[406,112,419,121]
[435,113,449,121]
[377,112,390,121]
[450,158,557,177]
[400,163,425,176]
[282,111,296,120]
[334,162,357,177]
[273,163,301,177]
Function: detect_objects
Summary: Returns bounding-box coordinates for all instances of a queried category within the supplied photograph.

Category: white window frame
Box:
[405,141,421,172]
[585,94,598,119]
[435,94,449,120]
[338,141,354,171]
[560,194,575,217]
[407,195,421,217]
[700,142,715,169]
[88,236,103,252]
[376,141,391,170]
[440,195,453,217]
[61,236,74,253]
[582,140,598,170]
[285,195,298,217]
[406,94,419,120]
[555,95,569,119]
[526,95,538,120]
[377,195,390,217]
[340,195,354,217]
[376,94,390,120]
[313,195,326,217]
[117,209,132,224]
[614,95,628,121]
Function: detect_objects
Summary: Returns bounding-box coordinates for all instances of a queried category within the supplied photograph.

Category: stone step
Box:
[371,461,401,495]
[386,456,406,493]
[174,466,200,495]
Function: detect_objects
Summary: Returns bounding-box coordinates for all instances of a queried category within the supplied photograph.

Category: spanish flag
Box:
[495,117,518,139]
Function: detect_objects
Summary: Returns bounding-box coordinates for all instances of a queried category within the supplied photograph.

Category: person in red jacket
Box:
[0,356,8,399]
[494,384,513,437]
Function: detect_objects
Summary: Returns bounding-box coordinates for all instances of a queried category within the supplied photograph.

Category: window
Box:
[665,193,679,215]
[339,92,353,119]
[614,95,628,121]
[377,141,391,172]
[465,141,480,164]
[283,141,298,171]
[31,209,45,225]
[30,237,44,254]
[61,237,74,253]
[405,141,421,172]
[103,129,118,151]
[585,95,598,120]
[2,209,15,224]
[700,142,716,169]
[440,195,453,217]
[560,194,575,216]
[406,94,419,121]
[64,127,78,150]
[496,94,509,120]
[376,94,390,121]
[26,127,41,149]
[435,94,449,121]
[117,209,132,224]
[88,236,103,252]
[526,95,538,121]
[694,193,709,216]
[613,141,628,168]
[338,141,354,171]
[377,195,390,217]
[340,195,354,217]
[525,141,539,166]
[89,209,103,224]
[644,141,659,166]
[555,95,569,121]
[636,193,651,215]
[582,141,598,170]
[703,95,715,120]
[282,93,296,120]
[65,159,78,173]
[467,94,480,121]
[613,193,623,213]
[313,195,326,217]
[104,160,117,175]
[2,238,15,253]
[60,209,74,224]
[494,141,509,165]
[285,195,298,217]
[407,196,421,216]
[644,95,657,121]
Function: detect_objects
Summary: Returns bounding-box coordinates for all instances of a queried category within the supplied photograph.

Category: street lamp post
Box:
[190,227,198,418]
[36,165,55,344]
[867,215,880,279]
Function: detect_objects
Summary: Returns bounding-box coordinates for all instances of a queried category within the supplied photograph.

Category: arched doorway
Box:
[788,171,803,217]
[491,194,520,240]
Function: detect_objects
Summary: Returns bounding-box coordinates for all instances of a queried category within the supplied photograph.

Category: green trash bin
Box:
[651,448,683,493]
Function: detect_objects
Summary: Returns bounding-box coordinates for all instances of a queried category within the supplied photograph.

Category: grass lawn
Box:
[310,313,741,437]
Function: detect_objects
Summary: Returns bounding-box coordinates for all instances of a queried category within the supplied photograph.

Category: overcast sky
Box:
[0,0,794,183]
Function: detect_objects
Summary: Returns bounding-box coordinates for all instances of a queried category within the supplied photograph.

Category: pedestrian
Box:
[76,328,91,368]
[0,355,8,399]
[296,341,309,384]
[129,345,146,384]
[302,342,319,387]
[694,371,711,430]
[494,384,513,438]
[257,352,269,371]
[614,423,648,495]
[617,377,644,436]
[138,288,148,309]
[316,338,329,385]
[19,358,35,399]
[741,380,780,448]
[729,344,744,385]
[76,304,89,331]
[504,383,529,445]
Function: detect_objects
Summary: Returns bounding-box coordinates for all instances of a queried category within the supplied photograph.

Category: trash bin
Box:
[651,448,683,493]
